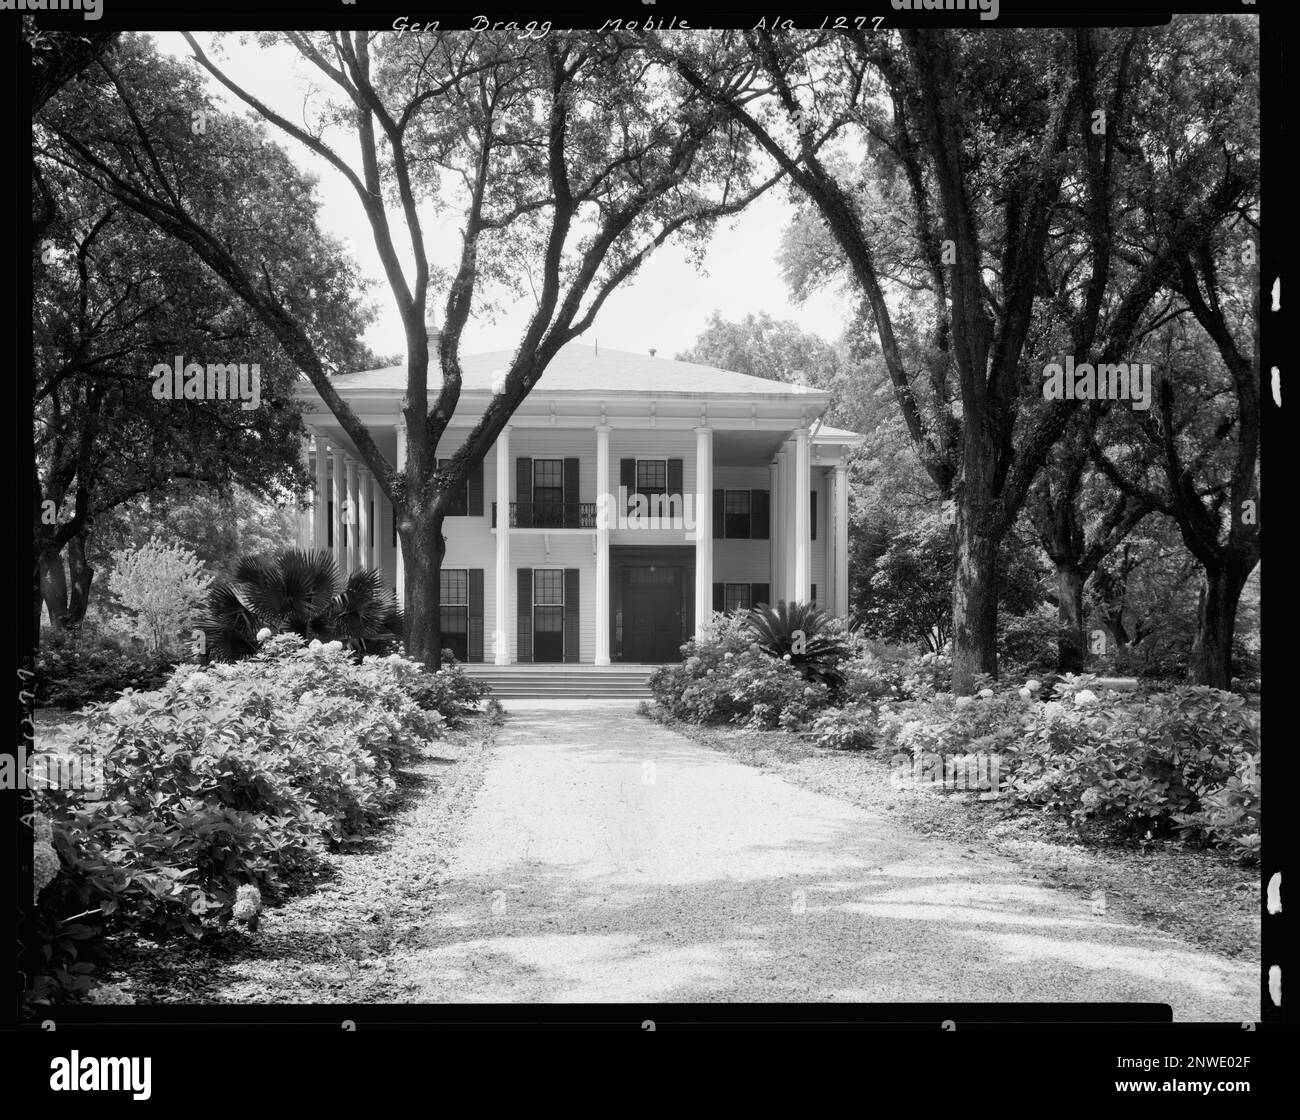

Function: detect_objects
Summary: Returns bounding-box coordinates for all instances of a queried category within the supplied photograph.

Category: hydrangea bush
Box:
[647,613,831,729]
[28,632,480,1002]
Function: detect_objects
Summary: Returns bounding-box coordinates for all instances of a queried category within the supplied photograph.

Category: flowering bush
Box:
[876,679,1260,861]
[647,614,830,729]
[1008,687,1260,856]
[106,537,211,655]
[28,633,458,1003]
[812,701,879,750]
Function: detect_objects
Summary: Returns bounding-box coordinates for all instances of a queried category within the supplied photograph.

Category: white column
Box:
[594,424,611,665]
[794,427,810,602]
[345,459,360,575]
[780,446,796,602]
[768,459,779,605]
[394,426,406,609]
[359,468,373,570]
[331,447,345,569]
[834,462,850,619]
[494,425,511,664]
[297,435,312,548]
[313,436,330,551]
[694,426,714,636]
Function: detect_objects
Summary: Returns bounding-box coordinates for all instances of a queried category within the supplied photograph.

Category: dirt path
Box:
[392,702,1257,1017]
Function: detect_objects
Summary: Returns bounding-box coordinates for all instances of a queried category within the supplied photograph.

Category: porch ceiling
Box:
[712,428,789,465]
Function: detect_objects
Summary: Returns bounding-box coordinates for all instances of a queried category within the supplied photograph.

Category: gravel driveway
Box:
[396,701,1258,1018]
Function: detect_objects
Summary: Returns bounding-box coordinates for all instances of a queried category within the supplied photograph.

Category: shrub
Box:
[1008,687,1260,855]
[745,600,852,692]
[34,630,173,710]
[28,633,452,1003]
[878,680,1260,862]
[812,700,878,750]
[199,549,402,662]
[647,613,831,729]
[106,537,212,655]
[997,603,1059,675]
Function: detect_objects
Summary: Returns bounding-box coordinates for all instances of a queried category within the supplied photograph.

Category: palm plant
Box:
[745,600,851,692]
[199,549,402,662]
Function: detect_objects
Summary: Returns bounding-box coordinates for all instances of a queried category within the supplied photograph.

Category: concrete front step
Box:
[469,666,656,699]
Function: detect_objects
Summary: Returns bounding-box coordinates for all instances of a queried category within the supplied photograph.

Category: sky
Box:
[152,31,855,364]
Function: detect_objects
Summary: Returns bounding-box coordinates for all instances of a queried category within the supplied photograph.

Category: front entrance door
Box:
[622,567,682,663]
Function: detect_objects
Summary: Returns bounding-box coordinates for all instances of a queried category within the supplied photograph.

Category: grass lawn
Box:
[664,719,1259,962]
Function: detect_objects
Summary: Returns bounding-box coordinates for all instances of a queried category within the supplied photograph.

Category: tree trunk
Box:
[1054,562,1085,674]
[951,507,999,694]
[399,508,446,670]
[65,534,95,627]
[39,547,70,631]
[1191,562,1248,690]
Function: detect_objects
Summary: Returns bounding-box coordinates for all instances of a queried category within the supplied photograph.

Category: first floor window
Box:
[725,583,751,613]
[440,568,469,662]
[533,568,565,661]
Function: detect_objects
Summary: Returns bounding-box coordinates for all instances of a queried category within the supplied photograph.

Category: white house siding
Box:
[361,426,834,662]
[712,464,774,591]
[508,535,596,664]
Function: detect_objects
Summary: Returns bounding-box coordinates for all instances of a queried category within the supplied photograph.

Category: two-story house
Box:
[293,320,862,666]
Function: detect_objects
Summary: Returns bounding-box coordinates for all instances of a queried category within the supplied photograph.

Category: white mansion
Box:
[294,327,861,665]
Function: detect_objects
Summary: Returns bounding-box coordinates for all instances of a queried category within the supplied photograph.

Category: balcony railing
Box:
[492,501,597,529]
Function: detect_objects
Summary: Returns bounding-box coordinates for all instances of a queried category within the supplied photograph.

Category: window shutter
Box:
[517,568,533,662]
[564,568,580,663]
[811,583,817,604]
[467,461,484,517]
[712,490,725,539]
[516,458,532,527]
[563,458,580,528]
[467,569,484,662]
[811,490,818,540]
[751,489,770,539]
[752,583,770,608]
[712,583,724,612]
[666,458,684,500]
[620,459,636,511]
[368,499,375,549]
[327,500,333,547]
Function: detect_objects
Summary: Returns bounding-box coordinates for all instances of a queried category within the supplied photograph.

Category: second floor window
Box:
[532,458,564,527]
[636,459,667,499]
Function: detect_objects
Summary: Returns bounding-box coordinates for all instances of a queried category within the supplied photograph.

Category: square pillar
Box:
[313,436,330,550]
[594,424,611,665]
[794,427,810,602]
[693,426,714,636]
[494,425,511,663]
[359,468,373,570]
[345,459,360,575]
[395,426,406,609]
[834,462,850,619]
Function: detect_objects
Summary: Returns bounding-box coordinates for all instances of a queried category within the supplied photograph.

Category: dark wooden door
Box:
[623,569,682,663]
